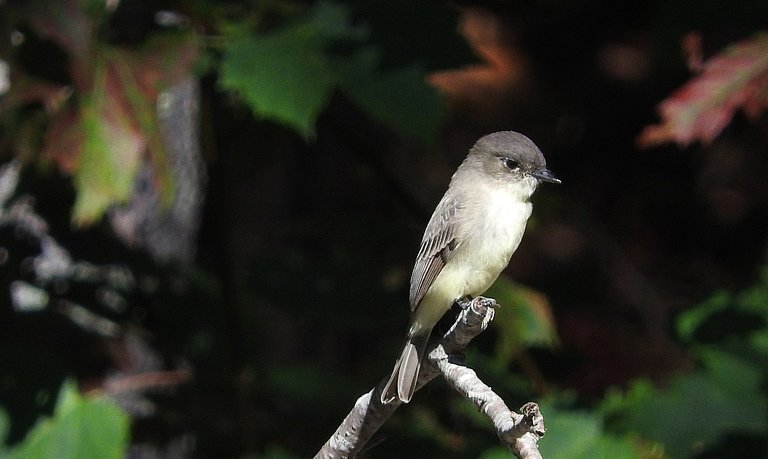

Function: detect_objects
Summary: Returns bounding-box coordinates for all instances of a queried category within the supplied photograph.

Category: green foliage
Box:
[601,356,765,457]
[477,404,644,459]
[218,8,341,139]
[486,276,559,362]
[1,0,199,225]
[218,1,444,142]
[336,53,443,145]
[1,381,129,459]
[676,269,768,346]
[0,410,9,452]
[73,57,144,225]
[477,272,768,459]
[3,0,448,225]
[536,405,641,459]
[599,270,768,458]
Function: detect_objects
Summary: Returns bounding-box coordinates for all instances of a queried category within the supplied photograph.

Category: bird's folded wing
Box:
[409,195,461,310]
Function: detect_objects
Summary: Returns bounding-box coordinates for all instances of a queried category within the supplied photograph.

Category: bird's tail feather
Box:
[380,332,431,404]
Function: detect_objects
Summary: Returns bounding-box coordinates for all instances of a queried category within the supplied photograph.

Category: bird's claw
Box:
[455,296,498,310]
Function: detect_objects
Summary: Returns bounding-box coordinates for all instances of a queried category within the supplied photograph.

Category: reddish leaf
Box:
[133,32,201,98]
[71,55,147,225]
[639,32,768,148]
[9,0,201,225]
[65,33,199,224]
[114,32,201,205]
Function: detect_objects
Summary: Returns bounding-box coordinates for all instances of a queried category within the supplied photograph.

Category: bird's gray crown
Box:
[471,131,547,168]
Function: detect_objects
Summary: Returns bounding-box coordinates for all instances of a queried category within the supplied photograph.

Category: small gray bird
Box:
[381,131,559,404]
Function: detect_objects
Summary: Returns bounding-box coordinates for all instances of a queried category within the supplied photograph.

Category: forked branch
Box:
[315,297,546,459]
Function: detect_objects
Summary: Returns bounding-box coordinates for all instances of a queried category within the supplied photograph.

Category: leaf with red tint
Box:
[8,0,200,225]
[34,31,199,225]
[71,55,147,226]
[133,32,201,98]
[68,32,199,224]
[639,32,768,148]
[111,32,201,207]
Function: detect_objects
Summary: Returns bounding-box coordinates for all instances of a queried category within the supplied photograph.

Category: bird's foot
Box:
[455,296,498,310]
[472,296,498,309]
[455,296,473,310]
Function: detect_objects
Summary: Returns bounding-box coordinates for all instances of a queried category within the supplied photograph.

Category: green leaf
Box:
[677,268,768,344]
[700,348,765,396]
[337,52,444,144]
[537,405,638,459]
[5,381,129,459]
[676,290,731,342]
[0,408,10,450]
[219,24,336,139]
[218,1,445,142]
[72,57,144,225]
[602,350,767,459]
[483,276,558,365]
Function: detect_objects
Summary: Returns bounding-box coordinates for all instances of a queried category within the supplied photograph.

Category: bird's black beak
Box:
[531,168,561,184]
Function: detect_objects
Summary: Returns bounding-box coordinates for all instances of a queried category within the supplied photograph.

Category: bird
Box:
[381,131,559,404]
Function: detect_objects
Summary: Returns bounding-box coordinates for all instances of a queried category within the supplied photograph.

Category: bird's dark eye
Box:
[503,158,520,170]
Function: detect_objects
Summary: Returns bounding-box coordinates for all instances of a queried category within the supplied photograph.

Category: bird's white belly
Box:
[456,196,530,295]
[409,189,532,336]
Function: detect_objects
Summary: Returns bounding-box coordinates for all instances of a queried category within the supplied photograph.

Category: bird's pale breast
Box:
[409,182,533,336]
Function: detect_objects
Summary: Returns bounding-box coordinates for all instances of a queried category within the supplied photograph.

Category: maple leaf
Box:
[638,32,768,148]
[3,0,201,225]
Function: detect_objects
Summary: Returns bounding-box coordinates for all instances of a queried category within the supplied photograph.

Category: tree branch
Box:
[315,297,546,459]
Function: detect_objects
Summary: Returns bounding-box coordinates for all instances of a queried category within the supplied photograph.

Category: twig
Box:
[315,297,546,458]
[102,369,193,395]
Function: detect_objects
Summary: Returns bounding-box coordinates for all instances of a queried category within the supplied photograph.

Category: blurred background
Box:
[0,0,767,458]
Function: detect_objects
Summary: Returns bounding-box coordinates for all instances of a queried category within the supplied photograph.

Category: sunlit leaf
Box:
[71,56,146,225]
[4,381,129,459]
[219,1,445,142]
[484,276,558,365]
[639,32,768,148]
[219,23,337,139]
[216,3,363,139]
[37,30,199,225]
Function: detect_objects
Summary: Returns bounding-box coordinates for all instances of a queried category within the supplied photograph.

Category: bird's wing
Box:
[409,195,462,310]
